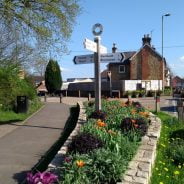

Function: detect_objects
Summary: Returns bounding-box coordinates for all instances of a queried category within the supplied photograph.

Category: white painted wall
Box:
[123,80,163,91]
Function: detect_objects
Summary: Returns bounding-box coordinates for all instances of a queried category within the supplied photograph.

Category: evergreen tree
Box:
[45,59,62,94]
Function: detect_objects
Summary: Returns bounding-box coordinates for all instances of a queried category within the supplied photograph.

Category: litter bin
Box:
[17,96,28,113]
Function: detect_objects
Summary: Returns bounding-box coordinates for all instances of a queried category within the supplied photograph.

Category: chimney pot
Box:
[112,43,117,53]
[142,34,151,46]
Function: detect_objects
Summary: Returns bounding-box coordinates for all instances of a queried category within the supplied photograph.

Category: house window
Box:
[119,65,125,73]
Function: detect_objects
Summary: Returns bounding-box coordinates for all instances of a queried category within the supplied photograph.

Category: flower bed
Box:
[150,112,184,184]
[57,99,152,184]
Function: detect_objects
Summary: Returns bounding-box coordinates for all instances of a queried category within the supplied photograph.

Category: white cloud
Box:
[180,56,184,61]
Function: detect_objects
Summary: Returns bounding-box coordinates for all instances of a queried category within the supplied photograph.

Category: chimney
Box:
[112,43,117,53]
[142,34,151,46]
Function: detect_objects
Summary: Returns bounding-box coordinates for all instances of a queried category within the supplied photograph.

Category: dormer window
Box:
[119,65,125,73]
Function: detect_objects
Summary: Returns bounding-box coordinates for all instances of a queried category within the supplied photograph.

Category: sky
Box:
[58,0,184,81]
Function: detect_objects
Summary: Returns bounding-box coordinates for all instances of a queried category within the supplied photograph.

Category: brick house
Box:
[107,35,170,88]
[171,76,184,89]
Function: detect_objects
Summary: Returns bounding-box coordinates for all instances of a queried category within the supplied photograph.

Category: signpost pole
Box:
[94,36,101,111]
[110,74,112,98]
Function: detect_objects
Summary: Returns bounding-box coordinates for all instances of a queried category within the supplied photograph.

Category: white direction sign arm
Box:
[83,38,107,53]
[73,52,125,64]
[73,54,94,64]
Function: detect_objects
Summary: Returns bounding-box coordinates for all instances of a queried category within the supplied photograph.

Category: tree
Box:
[45,59,62,94]
[0,65,36,110]
[0,0,80,54]
[32,57,48,76]
[0,24,34,67]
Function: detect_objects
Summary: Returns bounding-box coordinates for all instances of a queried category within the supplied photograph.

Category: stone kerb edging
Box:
[118,113,162,184]
[47,101,86,171]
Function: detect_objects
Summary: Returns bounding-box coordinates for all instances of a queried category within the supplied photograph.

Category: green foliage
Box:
[120,117,148,137]
[45,59,62,94]
[68,132,104,154]
[0,98,42,124]
[0,0,81,53]
[146,90,155,97]
[156,90,163,96]
[131,90,139,98]
[164,87,172,96]
[138,90,146,97]
[150,112,184,184]
[166,139,184,165]
[0,65,37,110]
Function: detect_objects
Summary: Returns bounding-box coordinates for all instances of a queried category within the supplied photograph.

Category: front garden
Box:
[57,99,150,184]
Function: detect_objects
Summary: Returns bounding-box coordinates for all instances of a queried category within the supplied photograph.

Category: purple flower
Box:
[27,172,58,184]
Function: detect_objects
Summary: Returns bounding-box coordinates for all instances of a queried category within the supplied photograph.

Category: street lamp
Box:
[162,13,171,91]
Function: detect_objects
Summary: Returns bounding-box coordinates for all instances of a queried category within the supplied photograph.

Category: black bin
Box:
[17,96,28,113]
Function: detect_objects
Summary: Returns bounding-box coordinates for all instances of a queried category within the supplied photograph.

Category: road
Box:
[42,96,178,117]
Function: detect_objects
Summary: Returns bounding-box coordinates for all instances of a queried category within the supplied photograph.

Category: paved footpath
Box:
[0,102,70,184]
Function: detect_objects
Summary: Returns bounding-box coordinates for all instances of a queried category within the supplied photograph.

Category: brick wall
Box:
[109,63,130,81]
[131,45,163,80]
[130,52,142,79]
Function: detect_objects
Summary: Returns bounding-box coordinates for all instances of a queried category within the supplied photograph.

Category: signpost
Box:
[73,23,124,111]
[100,52,125,62]
[94,36,101,111]
[73,52,125,64]
[73,54,94,64]
[84,38,107,53]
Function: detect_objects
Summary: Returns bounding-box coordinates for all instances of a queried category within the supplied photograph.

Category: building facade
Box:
[107,35,170,88]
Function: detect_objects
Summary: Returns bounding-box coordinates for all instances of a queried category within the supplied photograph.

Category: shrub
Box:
[0,66,37,110]
[89,110,107,121]
[132,101,145,112]
[131,90,139,98]
[164,87,171,96]
[138,90,146,97]
[120,117,148,137]
[146,90,155,97]
[68,132,104,154]
[166,139,184,165]
[120,117,134,132]
[156,90,163,96]
[169,129,184,140]
[88,101,94,107]
[45,59,62,94]
[135,118,149,136]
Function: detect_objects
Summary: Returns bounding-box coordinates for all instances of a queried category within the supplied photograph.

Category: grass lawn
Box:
[0,99,43,124]
[150,112,184,184]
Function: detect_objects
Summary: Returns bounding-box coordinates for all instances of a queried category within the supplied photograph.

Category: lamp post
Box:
[162,13,170,91]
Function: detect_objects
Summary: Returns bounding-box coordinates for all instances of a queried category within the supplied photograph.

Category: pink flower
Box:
[27,171,58,184]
